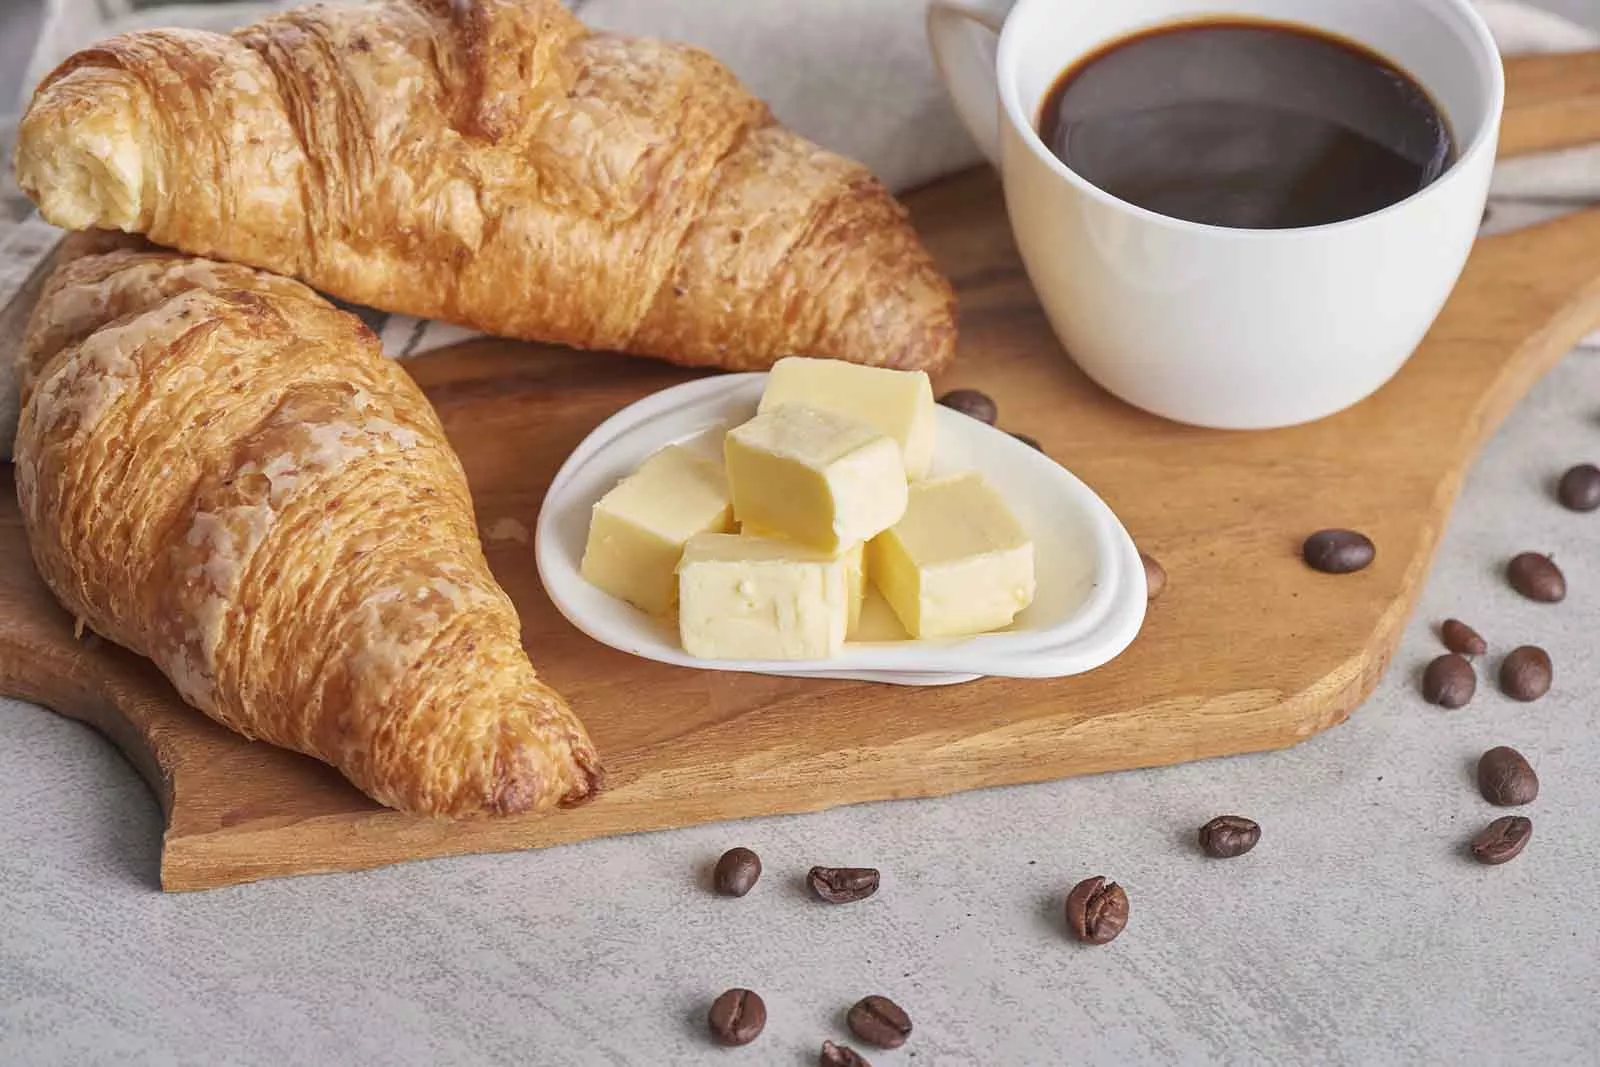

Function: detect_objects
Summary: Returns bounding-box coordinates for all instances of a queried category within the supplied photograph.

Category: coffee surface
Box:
[1038,21,1454,229]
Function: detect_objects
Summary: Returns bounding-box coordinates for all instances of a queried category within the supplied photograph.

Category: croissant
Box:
[14,242,602,818]
[15,0,957,374]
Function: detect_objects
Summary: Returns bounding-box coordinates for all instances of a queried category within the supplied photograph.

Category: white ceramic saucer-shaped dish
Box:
[535,373,1146,686]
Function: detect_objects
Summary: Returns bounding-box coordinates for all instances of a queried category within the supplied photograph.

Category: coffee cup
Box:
[927,0,1504,429]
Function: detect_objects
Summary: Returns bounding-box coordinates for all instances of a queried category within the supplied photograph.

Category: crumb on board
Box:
[483,517,530,545]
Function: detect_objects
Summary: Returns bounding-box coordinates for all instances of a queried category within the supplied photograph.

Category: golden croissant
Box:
[15,0,957,374]
[14,238,602,818]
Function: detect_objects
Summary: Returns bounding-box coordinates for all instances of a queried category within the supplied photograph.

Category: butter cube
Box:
[868,472,1035,638]
[677,534,850,660]
[580,445,733,615]
[741,523,866,637]
[853,586,912,643]
[725,404,908,551]
[760,357,937,479]
[842,540,866,638]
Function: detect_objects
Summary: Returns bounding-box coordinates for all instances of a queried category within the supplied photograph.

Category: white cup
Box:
[928,0,1504,429]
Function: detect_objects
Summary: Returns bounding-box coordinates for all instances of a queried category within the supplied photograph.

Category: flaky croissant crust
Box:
[17,0,957,374]
[16,242,601,817]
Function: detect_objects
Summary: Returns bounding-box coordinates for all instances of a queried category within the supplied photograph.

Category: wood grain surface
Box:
[1502,50,1600,158]
[4,52,1600,891]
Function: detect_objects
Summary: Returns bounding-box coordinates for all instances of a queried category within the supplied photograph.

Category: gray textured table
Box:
[6,2,1600,1065]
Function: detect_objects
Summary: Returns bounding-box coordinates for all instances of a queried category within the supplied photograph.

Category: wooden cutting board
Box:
[5,53,1600,892]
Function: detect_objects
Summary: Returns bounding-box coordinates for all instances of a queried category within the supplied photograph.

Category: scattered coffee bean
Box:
[708,988,766,1047]
[1470,815,1533,865]
[712,847,762,897]
[1557,463,1600,512]
[808,866,880,904]
[1064,876,1129,945]
[1197,815,1261,858]
[1141,553,1167,601]
[1421,654,1476,709]
[1440,618,1487,657]
[938,388,998,425]
[1500,645,1553,702]
[1506,552,1565,603]
[1011,431,1044,451]
[820,1040,871,1067]
[847,995,912,1050]
[1477,746,1539,806]
[1302,529,1375,574]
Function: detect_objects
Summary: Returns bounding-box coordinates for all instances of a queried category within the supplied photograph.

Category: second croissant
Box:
[15,236,602,818]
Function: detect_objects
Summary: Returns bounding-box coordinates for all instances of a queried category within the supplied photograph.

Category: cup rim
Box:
[994,0,1506,239]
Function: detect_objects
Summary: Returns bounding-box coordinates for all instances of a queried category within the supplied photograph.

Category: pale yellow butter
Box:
[580,444,733,615]
[868,472,1035,638]
[676,533,850,660]
[853,586,912,643]
[725,404,908,552]
[741,522,866,637]
[759,356,937,479]
[842,540,867,638]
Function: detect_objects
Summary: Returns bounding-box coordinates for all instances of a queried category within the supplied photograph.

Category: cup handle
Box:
[927,0,1016,169]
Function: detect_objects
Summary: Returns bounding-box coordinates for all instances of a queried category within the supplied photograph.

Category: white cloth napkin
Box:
[1,0,1597,458]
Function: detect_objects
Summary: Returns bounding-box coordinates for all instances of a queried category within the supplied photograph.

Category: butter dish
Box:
[536,374,1146,686]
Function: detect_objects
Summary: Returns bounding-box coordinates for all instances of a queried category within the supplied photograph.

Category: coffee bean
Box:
[1557,463,1600,511]
[1477,746,1539,806]
[707,988,766,1047]
[847,995,912,1050]
[1440,618,1487,657]
[1197,815,1261,858]
[712,847,762,897]
[1141,552,1167,601]
[938,388,998,425]
[1470,815,1533,865]
[808,866,880,904]
[1011,431,1044,452]
[1421,654,1476,709]
[1506,552,1565,603]
[1500,645,1553,702]
[1064,876,1129,945]
[820,1040,871,1067]
[1302,529,1375,574]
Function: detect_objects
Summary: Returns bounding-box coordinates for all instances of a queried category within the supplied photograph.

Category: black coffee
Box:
[1038,20,1454,229]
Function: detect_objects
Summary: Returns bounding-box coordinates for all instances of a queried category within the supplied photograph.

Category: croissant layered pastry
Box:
[14,239,602,817]
[15,0,957,374]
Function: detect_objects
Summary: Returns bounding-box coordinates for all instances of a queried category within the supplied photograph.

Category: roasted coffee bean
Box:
[712,847,762,897]
[708,988,766,1047]
[847,995,912,1050]
[938,388,999,425]
[1500,645,1553,702]
[1441,618,1487,657]
[1198,815,1261,858]
[1421,654,1476,709]
[1064,876,1129,945]
[820,1040,871,1067]
[1012,431,1044,452]
[1471,815,1533,865]
[1478,746,1539,806]
[1302,529,1375,574]
[1506,552,1565,603]
[1141,553,1168,601]
[808,866,880,904]
[1557,463,1600,512]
